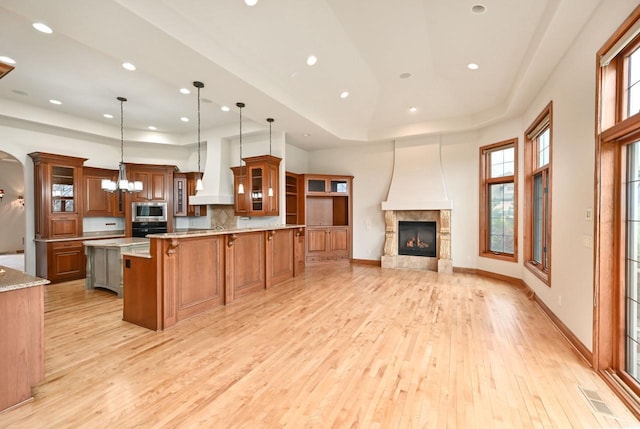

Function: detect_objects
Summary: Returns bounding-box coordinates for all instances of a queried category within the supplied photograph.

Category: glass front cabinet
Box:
[29,152,87,239]
[231,155,281,217]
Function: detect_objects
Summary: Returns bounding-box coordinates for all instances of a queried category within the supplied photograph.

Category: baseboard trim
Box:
[454,266,592,365]
[533,292,593,365]
[351,259,381,266]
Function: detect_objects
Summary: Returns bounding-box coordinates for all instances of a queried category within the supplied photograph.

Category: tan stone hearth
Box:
[381,209,452,273]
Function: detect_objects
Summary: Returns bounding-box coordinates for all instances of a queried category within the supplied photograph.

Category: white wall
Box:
[0,153,25,253]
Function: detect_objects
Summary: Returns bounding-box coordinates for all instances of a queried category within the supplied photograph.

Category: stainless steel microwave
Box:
[132,202,168,222]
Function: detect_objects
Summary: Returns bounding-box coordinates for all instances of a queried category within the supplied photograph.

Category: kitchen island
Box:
[0,266,49,412]
[122,225,305,331]
[84,237,149,297]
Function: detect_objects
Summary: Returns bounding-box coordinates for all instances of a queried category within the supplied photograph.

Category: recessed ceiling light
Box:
[0,56,16,65]
[399,72,412,79]
[32,22,53,34]
[49,99,62,105]
[409,106,417,113]
[180,88,190,95]
[340,91,349,99]
[103,113,113,119]
[148,126,157,131]
[180,117,189,122]
[221,106,230,112]
[306,55,318,66]
[467,63,479,70]
[471,4,487,14]
[245,0,258,5]
[122,62,136,71]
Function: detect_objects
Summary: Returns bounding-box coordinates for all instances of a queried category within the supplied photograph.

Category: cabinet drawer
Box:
[51,241,82,250]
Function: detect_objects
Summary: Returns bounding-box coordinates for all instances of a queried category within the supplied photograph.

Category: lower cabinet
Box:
[36,240,85,283]
[306,226,349,263]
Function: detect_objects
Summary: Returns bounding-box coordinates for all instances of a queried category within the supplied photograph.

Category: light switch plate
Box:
[586,208,593,221]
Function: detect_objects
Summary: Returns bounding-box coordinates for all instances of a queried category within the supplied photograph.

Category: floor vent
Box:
[580,387,615,416]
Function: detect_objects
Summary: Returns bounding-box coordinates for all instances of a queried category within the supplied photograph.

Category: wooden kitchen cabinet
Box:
[35,239,85,283]
[174,172,207,217]
[302,174,353,264]
[82,166,124,217]
[29,152,87,239]
[128,164,174,203]
[231,155,281,217]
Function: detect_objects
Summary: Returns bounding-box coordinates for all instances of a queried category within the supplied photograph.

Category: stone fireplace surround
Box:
[381,209,452,273]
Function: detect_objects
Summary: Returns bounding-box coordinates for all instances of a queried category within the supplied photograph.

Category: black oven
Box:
[131,221,168,238]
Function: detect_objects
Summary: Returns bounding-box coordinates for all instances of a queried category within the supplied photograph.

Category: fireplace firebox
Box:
[398,221,436,257]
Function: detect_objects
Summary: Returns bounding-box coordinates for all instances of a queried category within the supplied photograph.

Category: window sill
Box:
[524,261,550,286]
[480,251,517,263]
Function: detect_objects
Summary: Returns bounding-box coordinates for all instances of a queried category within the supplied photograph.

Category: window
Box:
[595,4,640,402]
[524,103,552,284]
[479,139,517,261]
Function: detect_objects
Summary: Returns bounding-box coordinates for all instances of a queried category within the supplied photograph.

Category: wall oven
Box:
[132,202,168,222]
[131,221,167,238]
[131,202,168,237]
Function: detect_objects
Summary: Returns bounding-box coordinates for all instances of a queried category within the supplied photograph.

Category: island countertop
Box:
[147,224,305,239]
[0,266,50,293]
[82,237,149,247]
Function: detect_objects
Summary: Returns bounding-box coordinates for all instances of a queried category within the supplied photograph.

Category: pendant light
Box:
[101,97,143,193]
[193,81,204,191]
[266,117,274,197]
[236,102,245,194]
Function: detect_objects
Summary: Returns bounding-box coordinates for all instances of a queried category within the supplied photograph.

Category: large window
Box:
[524,103,552,284]
[595,4,640,406]
[479,139,517,261]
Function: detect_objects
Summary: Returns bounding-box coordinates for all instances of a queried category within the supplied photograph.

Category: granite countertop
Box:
[146,224,306,239]
[0,266,50,293]
[35,230,126,243]
[83,237,149,247]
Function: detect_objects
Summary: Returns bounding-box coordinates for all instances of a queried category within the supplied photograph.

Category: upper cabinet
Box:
[285,171,304,225]
[231,155,281,217]
[82,167,124,217]
[127,164,174,203]
[29,152,87,239]
[174,172,207,217]
[305,176,350,196]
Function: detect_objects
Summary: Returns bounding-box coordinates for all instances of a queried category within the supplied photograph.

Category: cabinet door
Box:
[231,167,249,216]
[150,173,166,201]
[249,165,264,214]
[306,177,328,194]
[306,228,329,263]
[83,168,116,217]
[48,241,85,283]
[51,165,77,214]
[329,226,349,260]
[174,175,187,216]
[265,164,279,215]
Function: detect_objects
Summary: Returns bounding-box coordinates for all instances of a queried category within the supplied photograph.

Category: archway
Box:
[0,151,25,270]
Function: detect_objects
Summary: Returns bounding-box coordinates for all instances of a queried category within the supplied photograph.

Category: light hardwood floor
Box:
[1,264,639,428]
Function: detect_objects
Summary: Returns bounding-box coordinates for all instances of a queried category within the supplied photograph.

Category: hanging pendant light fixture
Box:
[101,97,143,193]
[193,81,204,191]
[236,102,245,194]
[266,117,274,197]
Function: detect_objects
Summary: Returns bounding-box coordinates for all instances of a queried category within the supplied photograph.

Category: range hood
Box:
[188,138,234,205]
[381,137,452,211]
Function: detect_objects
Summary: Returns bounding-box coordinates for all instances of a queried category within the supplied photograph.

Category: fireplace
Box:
[398,221,436,257]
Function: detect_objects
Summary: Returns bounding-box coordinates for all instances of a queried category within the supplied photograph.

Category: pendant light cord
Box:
[197,86,201,174]
[120,98,124,164]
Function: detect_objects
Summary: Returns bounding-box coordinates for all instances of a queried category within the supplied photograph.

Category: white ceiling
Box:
[0,0,601,150]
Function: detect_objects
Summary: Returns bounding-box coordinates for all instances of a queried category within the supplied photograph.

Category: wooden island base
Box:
[123,226,304,331]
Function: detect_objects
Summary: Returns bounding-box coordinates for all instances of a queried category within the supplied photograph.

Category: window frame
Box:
[524,102,553,285]
[595,7,640,409]
[479,139,518,262]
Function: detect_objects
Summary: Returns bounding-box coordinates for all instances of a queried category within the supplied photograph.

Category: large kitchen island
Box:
[122,225,305,331]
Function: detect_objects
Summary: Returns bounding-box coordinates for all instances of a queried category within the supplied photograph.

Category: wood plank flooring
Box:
[1,264,638,428]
